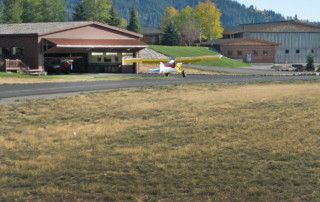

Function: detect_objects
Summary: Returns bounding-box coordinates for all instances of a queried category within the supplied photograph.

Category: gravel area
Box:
[139,48,169,59]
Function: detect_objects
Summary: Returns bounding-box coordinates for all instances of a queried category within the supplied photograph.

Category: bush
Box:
[306,51,315,71]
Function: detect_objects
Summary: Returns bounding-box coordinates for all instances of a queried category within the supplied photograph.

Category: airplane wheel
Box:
[182,70,187,77]
[165,73,169,77]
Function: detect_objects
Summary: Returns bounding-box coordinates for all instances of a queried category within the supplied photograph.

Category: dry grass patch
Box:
[0,77,90,84]
[1,82,320,201]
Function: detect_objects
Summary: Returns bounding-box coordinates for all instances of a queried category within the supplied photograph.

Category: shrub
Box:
[306,51,315,71]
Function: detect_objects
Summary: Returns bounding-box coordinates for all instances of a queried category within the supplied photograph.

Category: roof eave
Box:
[39,21,143,38]
[56,45,148,48]
[0,33,38,37]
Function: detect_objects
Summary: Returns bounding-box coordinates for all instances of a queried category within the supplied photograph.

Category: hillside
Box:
[65,0,286,27]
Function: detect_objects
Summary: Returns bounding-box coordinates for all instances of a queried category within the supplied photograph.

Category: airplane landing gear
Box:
[182,70,187,78]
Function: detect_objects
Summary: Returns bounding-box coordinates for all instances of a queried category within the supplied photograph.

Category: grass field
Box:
[0,72,159,85]
[1,81,320,201]
[149,45,251,68]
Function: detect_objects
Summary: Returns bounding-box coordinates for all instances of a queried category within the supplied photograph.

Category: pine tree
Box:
[73,1,87,21]
[161,21,180,46]
[72,0,111,24]
[108,6,121,27]
[126,3,141,33]
[3,0,23,23]
[306,51,315,71]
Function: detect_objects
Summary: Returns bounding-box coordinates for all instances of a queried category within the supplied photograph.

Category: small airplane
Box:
[124,55,223,77]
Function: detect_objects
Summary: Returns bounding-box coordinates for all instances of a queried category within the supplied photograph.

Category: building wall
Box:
[0,35,39,69]
[245,32,320,63]
[220,45,276,63]
[141,34,162,45]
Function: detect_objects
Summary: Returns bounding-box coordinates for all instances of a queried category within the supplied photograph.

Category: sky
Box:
[235,0,320,22]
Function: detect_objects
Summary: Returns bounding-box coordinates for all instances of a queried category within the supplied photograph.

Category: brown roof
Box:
[45,38,148,48]
[0,21,143,38]
[224,21,320,34]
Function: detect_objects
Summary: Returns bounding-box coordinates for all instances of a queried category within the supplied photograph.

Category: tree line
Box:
[0,0,141,33]
[112,0,288,27]
[0,0,66,23]
[1,0,318,27]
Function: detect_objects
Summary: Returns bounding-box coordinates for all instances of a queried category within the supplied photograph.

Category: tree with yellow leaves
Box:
[160,7,179,30]
[160,1,223,45]
[194,0,223,41]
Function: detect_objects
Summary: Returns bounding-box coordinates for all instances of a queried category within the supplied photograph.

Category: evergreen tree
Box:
[161,21,180,46]
[160,7,178,31]
[108,6,121,27]
[3,0,23,23]
[39,0,66,22]
[306,51,315,71]
[73,0,111,23]
[126,3,141,33]
[73,1,87,21]
[65,0,290,27]
[21,0,42,22]
[0,3,3,23]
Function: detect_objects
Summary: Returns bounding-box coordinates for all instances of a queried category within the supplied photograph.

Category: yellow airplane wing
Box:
[123,58,171,63]
[175,55,223,63]
[124,55,223,63]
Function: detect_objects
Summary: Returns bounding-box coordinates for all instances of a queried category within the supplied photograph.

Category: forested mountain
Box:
[65,0,287,27]
[1,0,317,27]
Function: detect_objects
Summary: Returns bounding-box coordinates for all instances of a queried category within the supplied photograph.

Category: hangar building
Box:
[0,21,148,73]
[201,21,320,64]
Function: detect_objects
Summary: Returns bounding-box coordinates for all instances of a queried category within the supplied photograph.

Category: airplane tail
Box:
[160,62,165,73]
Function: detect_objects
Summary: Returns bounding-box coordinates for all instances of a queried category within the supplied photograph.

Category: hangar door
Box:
[43,38,147,73]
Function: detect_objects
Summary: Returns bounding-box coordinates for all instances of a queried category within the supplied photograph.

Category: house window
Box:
[92,52,103,56]
[1,48,11,55]
[104,57,112,62]
[286,50,289,54]
[263,50,268,56]
[13,47,24,55]
[227,50,232,56]
[296,50,300,54]
[97,58,102,62]
[253,50,258,56]
[237,50,242,56]
[106,52,117,56]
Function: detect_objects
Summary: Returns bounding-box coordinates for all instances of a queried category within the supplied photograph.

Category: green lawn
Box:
[149,45,250,68]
